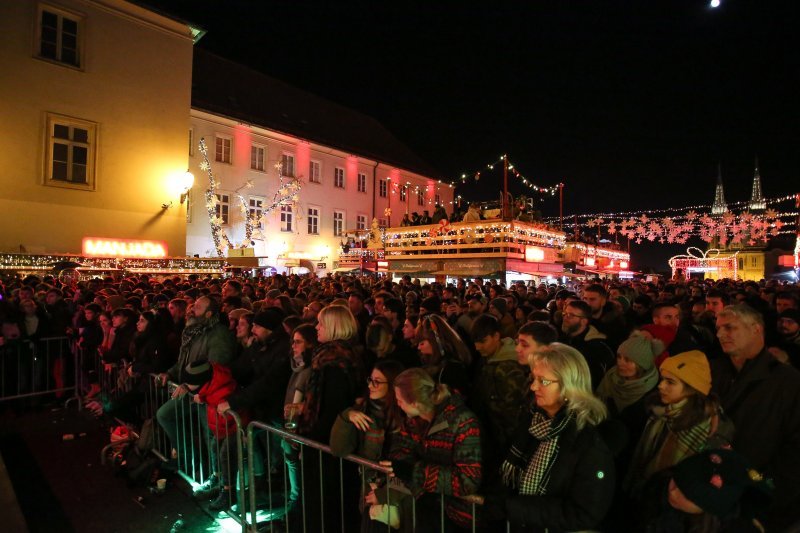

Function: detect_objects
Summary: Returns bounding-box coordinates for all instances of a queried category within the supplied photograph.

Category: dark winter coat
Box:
[590,300,630,351]
[711,348,800,529]
[503,410,616,532]
[103,322,136,364]
[389,394,482,529]
[561,325,616,390]
[167,318,234,383]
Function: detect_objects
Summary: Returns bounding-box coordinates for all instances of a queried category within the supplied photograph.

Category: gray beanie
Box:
[617,334,663,371]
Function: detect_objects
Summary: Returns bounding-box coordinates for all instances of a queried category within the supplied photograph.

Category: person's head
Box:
[652,303,681,329]
[368,359,404,403]
[561,300,592,337]
[366,320,394,357]
[45,288,63,306]
[470,314,503,357]
[705,289,729,316]
[316,304,358,343]
[136,311,158,335]
[291,323,319,365]
[83,302,102,322]
[467,295,484,315]
[716,304,765,362]
[187,296,216,326]
[383,297,406,328]
[302,301,322,321]
[776,293,798,314]
[227,307,251,331]
[111,307,136,328]
[235,311,254,341]
[252,308,285,342]
[347,292,364,316]
[582,284,607,315]
[658,350,711,406]
[529,343,607,428]
[19,298,37,316]
[168,298,187,322]
[393,367,450,419]
[98,311,112,330]
[222,280,242,299]
[615,334,661,380]
[488,297,507,319]
[402,313,419,342]
[777,309,800,338]
[515,321,558,366]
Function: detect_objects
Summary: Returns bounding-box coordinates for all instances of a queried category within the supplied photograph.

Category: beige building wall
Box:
[0,0,194,256]
[187,110,454,272]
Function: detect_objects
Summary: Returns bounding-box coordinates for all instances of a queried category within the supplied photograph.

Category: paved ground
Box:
[0,403,221,533]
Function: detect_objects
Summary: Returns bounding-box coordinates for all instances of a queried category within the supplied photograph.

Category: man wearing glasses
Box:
[559,300,615,390]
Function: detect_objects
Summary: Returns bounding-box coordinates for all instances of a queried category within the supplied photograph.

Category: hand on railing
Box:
[155,373,169,387]
[216,400,231,414]
[460,494,485,505]
[171,384,187,399]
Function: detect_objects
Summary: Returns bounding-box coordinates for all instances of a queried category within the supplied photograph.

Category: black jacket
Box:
[227,332,291,422]
[711,348,800,530]
[504,411,616,532]
[561,325,616,390]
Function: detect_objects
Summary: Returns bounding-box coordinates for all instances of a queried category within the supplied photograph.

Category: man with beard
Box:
[769,309,800,368]
[581,284,629,351]
[156,296,235,460]
[559,300,615,390]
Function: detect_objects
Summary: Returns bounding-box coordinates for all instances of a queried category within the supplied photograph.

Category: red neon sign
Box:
[82,237,168,258]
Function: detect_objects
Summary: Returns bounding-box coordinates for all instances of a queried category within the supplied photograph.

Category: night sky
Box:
[145,0,799,270]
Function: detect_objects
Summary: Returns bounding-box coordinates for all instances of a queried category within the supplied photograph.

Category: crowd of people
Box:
[1,272,799,532]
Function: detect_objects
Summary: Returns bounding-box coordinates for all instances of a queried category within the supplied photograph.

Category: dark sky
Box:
[146,0,799,270]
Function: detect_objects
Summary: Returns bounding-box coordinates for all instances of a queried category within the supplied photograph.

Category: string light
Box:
[0,253,224,275]
[453,155,561,195]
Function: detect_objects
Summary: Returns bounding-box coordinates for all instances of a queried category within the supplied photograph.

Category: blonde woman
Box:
[500,343,615,531]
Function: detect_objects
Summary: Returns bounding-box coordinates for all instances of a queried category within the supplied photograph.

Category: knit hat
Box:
[778,308,800,324]
[490,297,507,315]
[617,334,661,371]
[183,361,213,386]
[420,296,441,315]
[660,350,711,396]
[253,308,285,331]
[639,324,677,350]
[672,448,769,518]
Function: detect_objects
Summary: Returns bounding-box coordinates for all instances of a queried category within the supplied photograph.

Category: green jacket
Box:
[168,319,235,383]
[474,337,529,453]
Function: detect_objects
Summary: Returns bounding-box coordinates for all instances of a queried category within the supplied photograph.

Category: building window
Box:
[309,160,321,183]
[280,205,293,232]
[750,256,758,267]
[281,153,295,177]
[215,135,231,163]
[38,7,81,67]
[250,144,265,171]
[435,194,441,206]
[333,211,344,236]
[379,218,387,227]
[249,197,264,228]
[357,214,367,230]
[45,113,96,190]
[307,207,319,234]
[400,186,406,202]
[216,193,230,225]
[334,167,345,188]
[379,179,387,198]
[417,189,424,206]
[358,172,367,193]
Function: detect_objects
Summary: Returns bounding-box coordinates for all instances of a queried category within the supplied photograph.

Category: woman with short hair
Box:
[500,343,615,532]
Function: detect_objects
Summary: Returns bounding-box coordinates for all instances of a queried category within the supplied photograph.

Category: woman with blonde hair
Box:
[499,343,616,531]
[383,367,482,531]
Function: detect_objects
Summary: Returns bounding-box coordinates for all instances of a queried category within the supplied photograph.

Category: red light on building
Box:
[82,237,168,258]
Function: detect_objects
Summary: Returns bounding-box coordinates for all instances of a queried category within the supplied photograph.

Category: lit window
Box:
[435,194,441,206]
[216,193,230,225]
[215,135,231,163]
[333,211,345,236]
[309,160,321,183]
[358,172,367,193]
[45,113,96,190]
[280,204,293,232]
[334,167,345,188]
[357,215,367,230]
[379,180,387,198]
[249,197,264,228]
[281,153,295,177]
[250,145,265,171]
[307,207,319,234]
[417,189,424,206]
[38,7,81,67]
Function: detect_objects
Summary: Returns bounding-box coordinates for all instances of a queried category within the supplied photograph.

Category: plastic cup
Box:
[284,405,298,430]
[157,479,167,491]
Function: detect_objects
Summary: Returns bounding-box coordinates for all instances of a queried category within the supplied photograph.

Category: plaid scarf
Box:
[501,408,574,495]
[175,315,220,381]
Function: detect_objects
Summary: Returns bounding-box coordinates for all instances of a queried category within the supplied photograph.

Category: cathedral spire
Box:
[712,162,727,215]
[749,156,766,211]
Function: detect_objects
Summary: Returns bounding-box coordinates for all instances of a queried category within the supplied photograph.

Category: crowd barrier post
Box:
[0,336,74,406]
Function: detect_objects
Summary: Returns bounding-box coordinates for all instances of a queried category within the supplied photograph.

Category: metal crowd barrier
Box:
[0,336,78,406]
[142,376,484,533]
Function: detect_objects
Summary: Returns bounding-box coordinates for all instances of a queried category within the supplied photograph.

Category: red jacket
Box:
[196,363,249,439]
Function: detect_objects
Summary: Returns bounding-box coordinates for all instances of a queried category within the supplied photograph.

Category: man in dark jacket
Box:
[582,284,629,351]
[711,304,800,530]
[560,300,615,390]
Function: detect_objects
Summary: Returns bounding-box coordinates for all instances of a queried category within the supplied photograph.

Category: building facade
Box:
[0,0,195,256]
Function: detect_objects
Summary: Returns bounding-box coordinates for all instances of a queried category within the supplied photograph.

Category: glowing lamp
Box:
[620,260,629,269]
[710,0,720,7]
[525,246,545,262]
[585,257,596,267]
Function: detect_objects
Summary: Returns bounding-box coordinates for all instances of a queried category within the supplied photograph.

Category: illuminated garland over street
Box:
[456,155,562,195]
[198,138,301,257]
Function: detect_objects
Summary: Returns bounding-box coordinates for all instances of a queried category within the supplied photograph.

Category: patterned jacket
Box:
[390,394,482,528]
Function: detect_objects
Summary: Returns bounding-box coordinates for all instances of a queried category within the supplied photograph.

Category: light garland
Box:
[455,154,562,195]
[0,253,224,275]
[668,247,738,280]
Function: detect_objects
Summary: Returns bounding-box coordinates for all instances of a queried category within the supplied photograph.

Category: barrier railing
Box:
[0,336,77,405]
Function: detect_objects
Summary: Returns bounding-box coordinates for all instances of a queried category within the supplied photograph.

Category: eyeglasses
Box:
[531,376,559,387]
[562,312,587,320]
[367,377,388,387]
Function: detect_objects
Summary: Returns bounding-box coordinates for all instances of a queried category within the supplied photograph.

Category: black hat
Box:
[183,361,213,387]
[253,308,285,331]
[490,297,508,315]
[420,296,441,314]
[779,308,800,324]
[672,448,769,517]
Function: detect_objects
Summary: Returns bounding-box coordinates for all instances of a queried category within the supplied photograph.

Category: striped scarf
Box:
[501,408,574,495]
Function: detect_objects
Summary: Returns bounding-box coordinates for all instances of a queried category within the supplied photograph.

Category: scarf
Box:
[176,316,220,378]
[501,408,575,495]
[625,398,712,496]
[597,365,659,412]
[300,340,361,434]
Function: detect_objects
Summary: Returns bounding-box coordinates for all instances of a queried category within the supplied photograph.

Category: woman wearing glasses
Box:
[330,359,406,531]
[499,343,615,532]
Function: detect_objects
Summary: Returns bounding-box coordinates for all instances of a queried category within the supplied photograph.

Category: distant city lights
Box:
[710,0,721,8]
